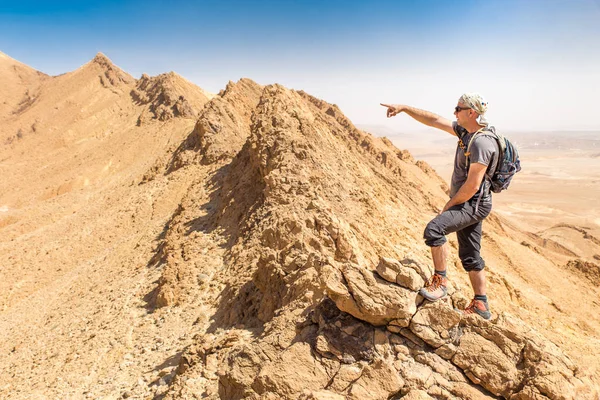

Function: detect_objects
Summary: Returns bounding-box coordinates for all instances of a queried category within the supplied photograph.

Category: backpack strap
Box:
[464,129,502,201]
[464,127,487,158]
[465,129,503,164]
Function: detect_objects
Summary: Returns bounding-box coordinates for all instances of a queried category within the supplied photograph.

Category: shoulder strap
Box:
[465,129,502,182]
[464,127,488,156]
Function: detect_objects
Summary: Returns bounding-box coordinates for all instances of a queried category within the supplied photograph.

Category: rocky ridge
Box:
[90,52,135,88]
[131,71,213,125]
[1,52,599,399]
[141,84,597,399]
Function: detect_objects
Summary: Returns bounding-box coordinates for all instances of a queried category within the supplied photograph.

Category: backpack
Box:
[463,129,521,193]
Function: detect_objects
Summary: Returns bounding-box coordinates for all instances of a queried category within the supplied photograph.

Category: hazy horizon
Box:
[357,124,600,135]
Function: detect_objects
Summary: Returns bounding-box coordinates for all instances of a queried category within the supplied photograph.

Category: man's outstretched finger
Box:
[381,104,392,117]
[380,103,397,118]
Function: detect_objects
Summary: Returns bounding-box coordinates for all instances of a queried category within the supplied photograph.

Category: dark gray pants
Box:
[423,197,492,271]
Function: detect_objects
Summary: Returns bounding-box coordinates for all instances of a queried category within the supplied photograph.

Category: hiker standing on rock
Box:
[381,94,497,319]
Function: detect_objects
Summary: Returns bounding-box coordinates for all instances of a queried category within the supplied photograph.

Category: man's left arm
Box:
[441,163,487,213]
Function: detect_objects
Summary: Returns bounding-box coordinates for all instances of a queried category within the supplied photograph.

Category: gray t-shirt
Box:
[450,122,499,199]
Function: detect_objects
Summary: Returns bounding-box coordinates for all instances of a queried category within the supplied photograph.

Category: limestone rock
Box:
[327,364,364,392]
[453,330,521,397]
[452,313,585,399]
[401,389,434,399]
[376,256,425,291]
[323,262,419,326]
[299,389,345,400]
[347,358,404,400]
[252,342,330,398]
[310,298,377,363]
[409,301,462,348]
[375,256,401,283]
[397,359,434,389]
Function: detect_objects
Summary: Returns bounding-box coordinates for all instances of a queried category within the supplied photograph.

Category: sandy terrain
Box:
[1,52,600,399]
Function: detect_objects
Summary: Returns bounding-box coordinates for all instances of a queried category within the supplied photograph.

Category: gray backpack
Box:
[463,129,521,193]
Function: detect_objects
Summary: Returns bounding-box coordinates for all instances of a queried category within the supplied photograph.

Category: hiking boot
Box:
[419,274,447,301]
[463,299,491,320]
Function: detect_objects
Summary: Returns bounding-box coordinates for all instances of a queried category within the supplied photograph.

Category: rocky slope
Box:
[132,71,214,125]
[1,52,599,399]
[150,84,598,399]
[0,51,49,122]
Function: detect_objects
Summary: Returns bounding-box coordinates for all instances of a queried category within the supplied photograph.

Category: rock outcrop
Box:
[2,51,600,399]
[91,52,135,87]
[148,84,596,399]
[131,71,213,124]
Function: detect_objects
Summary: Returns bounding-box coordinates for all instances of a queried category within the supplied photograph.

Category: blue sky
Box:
[1,0,599,131]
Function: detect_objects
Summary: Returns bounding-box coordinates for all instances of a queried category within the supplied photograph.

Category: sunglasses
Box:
[454,106,471,113]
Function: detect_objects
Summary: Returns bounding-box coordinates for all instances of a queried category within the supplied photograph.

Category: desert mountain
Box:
[132,71,214,125]
[0,50,49,121]
[1,52,599,399]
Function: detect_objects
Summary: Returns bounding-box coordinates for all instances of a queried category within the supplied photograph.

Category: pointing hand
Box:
[380,103,403,118]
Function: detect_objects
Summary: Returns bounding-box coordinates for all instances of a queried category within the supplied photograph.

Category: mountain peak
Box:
[76,52,134,87]
[131,71,213,125]
[91,52,112,66]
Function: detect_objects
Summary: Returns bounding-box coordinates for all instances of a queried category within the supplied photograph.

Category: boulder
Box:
[347,358,404,400]
[322,263,419,326]
[376,256,425,291]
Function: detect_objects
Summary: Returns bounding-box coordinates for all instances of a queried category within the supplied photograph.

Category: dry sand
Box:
[1,52,600,399]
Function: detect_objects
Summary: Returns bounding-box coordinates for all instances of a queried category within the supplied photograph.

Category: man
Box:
[381,94,498,319]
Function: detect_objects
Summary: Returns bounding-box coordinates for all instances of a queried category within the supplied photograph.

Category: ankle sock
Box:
[434,270,447,278]
[474,294,488,303]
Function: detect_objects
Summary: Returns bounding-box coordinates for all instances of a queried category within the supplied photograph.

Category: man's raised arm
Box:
[380,103,455,136]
